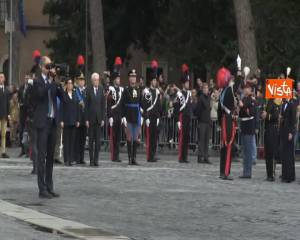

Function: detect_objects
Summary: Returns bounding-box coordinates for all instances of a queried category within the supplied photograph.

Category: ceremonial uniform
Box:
[107,84,124,162]
[217,68,237,180]
[141,60,161,162]
[142,87,161,162]
[74,85,87,164]
[174,89,192,162]
[239,93,256,178]
[280,99,296,183]
[264,99,280,181]
[122,70,142,165]
[107,57,124,162]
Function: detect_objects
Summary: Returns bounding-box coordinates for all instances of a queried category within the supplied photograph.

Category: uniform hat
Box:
[181,64,190,84]
[111,56,122,81]
[128,69,137,77]
[147,60,159,86]
[33,50,41,64]
[216,67,232,88]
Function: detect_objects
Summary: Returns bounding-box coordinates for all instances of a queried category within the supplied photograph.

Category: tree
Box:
[89,0,106,73]
[233,0,258,72]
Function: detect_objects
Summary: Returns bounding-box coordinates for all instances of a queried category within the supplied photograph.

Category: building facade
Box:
[0,0,53,85]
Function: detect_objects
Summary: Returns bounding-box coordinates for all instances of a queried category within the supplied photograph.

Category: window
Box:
[0,0,8,24]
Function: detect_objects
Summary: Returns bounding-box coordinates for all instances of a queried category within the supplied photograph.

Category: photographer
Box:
[33,56,64,199]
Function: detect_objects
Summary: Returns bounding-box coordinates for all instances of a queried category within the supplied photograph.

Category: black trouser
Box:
[28,121,37,172]
[88,123,101,165]
[198,122,210,160]
[178,114,190,162]
[109,118,121,161]
[36,119,57,193]
[220,114,233,176]
[75,125,86,163]
[19,109,26,151]
[63,126,76,165]
[264,124,278,178]
[145,117,158,161]
[280,129,295,182]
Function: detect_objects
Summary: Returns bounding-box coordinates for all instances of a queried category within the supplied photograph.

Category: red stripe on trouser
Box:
[178,113,183,161]
[109,126,114,161]
[145,126,150,161]
[222,115,237,177]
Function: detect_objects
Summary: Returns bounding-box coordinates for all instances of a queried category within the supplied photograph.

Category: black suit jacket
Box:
[85,86,106,125]
[60,91,80,127]
[0,86,10,120]
[32,75,63,129]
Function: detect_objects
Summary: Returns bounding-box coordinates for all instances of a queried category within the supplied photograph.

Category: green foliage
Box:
[252,0,300,79]
[43,0,300,80]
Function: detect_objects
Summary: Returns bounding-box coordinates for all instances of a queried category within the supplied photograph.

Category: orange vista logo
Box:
[265,79,293,99]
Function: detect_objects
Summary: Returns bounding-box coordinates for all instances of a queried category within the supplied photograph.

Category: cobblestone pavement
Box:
[0,148,300,240]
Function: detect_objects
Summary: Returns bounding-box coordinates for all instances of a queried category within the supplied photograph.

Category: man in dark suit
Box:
[0,72,10,158]
[85,72,106,166]
[33,56,63,199]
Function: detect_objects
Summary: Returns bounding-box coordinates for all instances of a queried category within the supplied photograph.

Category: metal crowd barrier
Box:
[100,116,266,151]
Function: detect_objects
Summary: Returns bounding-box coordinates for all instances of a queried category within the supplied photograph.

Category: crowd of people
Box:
[0,52,299,198]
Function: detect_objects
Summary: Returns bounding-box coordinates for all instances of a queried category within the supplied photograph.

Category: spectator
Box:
[195,78,203,96]
[0,72,10,158]
[194,83,211,164]
[9,91,20,146]
[210,88,220,149]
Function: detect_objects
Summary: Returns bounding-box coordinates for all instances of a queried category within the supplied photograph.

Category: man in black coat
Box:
[0,72,10,158]
[194,83,211,164]
[280,98,297,183]
[85,72,106,166]
[33,56,64,199]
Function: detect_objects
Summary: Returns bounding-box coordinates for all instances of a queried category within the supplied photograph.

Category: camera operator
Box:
[33,56,64,199]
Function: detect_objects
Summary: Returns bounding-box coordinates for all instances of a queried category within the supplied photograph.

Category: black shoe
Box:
[1,153,10,158]
[266,177,275,182]
[239,175,251,179]
[220,175,233,181]
[112,159,121,162]
[94,162,99,167]
[18,152,25,158]
[131,161,139,166]
[39,191,53,199]
[204,159,212,164]
[54,159,63,164]
[31,169,36,175]
[148,158,157,162]
[48,191,60,198]
[197,157,204,163]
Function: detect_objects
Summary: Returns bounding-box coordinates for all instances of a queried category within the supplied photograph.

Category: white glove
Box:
[157,118,160,126]
[141,117,144,126]
[109,117,113,127]
[145,119,150,127]
[177,121,181,130]
[28,79,33,85]
[122,117,127,127]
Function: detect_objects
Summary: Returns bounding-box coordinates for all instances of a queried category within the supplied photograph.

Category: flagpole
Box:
[9,0,12,86]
